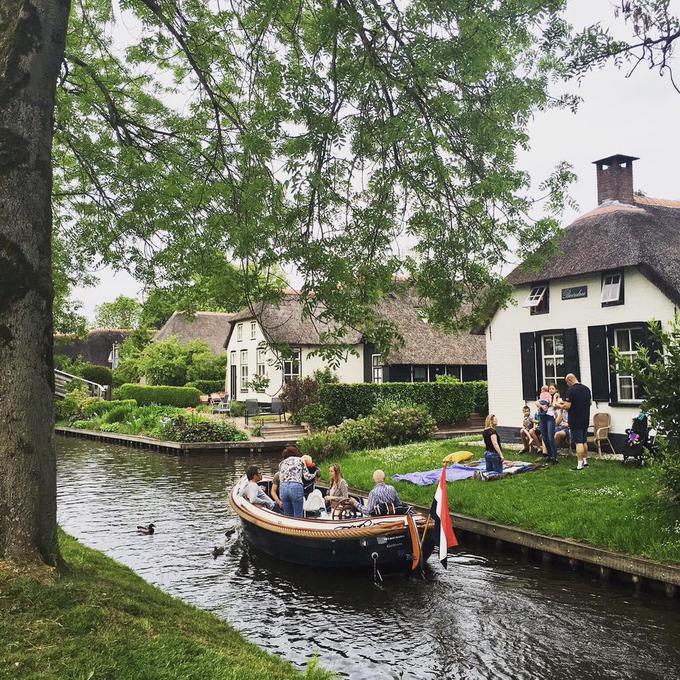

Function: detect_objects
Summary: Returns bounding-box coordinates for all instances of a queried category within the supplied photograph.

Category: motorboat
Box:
[229,477,435,574]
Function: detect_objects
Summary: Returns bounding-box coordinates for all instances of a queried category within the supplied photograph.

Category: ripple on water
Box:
[57,438,680,680]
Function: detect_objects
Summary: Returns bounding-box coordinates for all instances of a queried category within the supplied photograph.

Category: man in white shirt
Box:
[239,466,277,511]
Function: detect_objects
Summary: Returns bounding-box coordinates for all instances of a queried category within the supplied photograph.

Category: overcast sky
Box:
[73,0,680,320]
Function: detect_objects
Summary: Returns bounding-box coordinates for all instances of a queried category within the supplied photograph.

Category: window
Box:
[256,348,267,392]
[250,321,257,340]
[236,323,243,342]
[613,328,643,401]
[523,284,549,315]
[413,366,428,382]
[601,271,624,306]
[372,354,383,384]
[283,349,301,383]
[541,333,565,388]
[230,351,236,365]
[240,350,248,392]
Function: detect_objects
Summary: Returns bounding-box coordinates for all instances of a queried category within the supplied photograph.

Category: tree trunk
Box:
[0,0,70,565]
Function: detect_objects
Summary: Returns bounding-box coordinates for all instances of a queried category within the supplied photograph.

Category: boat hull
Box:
[237,512,435,573]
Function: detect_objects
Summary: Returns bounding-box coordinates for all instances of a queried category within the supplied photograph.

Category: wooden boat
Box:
[230,478,435,574]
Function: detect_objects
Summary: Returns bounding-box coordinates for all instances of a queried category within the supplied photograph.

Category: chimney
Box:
[592,154,639,205]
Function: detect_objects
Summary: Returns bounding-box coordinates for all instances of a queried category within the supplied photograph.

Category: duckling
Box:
[137,523,156,535]
[212,545,225,559]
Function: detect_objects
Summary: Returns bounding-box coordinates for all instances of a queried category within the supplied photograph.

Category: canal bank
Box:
[0,532,332,680]
[54,437,680,680]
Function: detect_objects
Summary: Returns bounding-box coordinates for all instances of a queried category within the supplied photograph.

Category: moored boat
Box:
[230,478,435,574]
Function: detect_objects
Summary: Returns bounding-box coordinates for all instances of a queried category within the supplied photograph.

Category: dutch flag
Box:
[430,466,458,567]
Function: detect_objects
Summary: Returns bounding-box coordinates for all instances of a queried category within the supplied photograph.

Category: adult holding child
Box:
[537,384,560,464]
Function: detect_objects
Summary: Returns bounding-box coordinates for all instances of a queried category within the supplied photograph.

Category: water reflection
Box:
[56,437,680,680]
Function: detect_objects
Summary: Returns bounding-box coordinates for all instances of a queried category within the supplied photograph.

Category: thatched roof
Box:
[507,197,680,305]
[155,311,233,354]
[54,328,143,366]
[225,290,486,366]
[375,288,486,365]
[226,297,362,347]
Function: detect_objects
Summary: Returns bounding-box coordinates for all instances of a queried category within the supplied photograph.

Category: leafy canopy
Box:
[56,0,575,355]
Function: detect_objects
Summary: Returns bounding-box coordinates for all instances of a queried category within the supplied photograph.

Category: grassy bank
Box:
[324,440,680,564]
[0,532,332,680]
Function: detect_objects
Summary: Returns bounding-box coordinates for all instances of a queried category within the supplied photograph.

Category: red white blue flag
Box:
[430,466,458,567]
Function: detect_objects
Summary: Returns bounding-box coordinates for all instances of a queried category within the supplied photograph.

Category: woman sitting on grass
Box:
[483,414,505,474]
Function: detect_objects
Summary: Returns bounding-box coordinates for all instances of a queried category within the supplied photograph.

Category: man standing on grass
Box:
[559,374,592,471]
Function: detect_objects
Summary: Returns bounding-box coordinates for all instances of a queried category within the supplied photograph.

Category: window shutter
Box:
[563,328,580,380]
[520,332,537,400]
[588,325,610,402]
[642,321,663,362]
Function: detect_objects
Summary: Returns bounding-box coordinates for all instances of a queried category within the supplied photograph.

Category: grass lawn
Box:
[0,532,333,680]
[324,440,680,564]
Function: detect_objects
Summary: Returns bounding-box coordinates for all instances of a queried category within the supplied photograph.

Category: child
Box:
[520,405,539,453]
[537,384,551,412]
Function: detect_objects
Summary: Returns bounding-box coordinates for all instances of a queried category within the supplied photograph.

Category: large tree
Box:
[0,0,70,565]
[3,0,576,566]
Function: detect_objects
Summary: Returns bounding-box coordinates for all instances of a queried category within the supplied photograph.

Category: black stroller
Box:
[623,412,659,466]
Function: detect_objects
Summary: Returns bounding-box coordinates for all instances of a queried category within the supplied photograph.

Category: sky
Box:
[73,0,680,321]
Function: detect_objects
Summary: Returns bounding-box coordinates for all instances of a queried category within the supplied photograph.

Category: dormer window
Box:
[523,284,549,315]
[601,271,624,306]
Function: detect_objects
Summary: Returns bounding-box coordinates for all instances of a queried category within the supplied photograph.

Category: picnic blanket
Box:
[392,461,540,486]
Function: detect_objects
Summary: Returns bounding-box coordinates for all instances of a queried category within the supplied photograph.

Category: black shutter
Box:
[588,325,610,402]
[642,321,663,362]
[563,328,580,380]
[606,326,618,403]
[520,332,537,400]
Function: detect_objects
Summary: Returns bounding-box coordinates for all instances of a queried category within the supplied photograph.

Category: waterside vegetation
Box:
[0,532,333,680]
[323,440,680,565]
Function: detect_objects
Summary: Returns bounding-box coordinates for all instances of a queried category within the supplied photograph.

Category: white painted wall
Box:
[225,318,365,402]
[486,267,676,434]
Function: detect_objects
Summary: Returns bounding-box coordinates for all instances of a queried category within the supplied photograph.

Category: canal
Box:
[57,437,680,680]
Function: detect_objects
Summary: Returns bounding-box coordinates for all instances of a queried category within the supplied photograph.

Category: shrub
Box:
[312,368,339,385]
[99,422,122,433]
[230,401,246,417]
[120,405,184,436]
[55,385,92,422]
[160,414,248,443]
[71,420,95,429]
[318,382,477,425]
[112,362,141,387]
[102,403,138,424]
[281,377,319,415]
[293,403,331,431]
[185,351,228,382]
[80,364,113,386]
[81,399,138,418]
[298,431,348,461]
[115,384,201,407]
[184,379,225,394]
[336,417,383,451]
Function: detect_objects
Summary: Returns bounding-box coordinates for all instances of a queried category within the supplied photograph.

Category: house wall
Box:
[225,319,364,402]
[486,267,676,436]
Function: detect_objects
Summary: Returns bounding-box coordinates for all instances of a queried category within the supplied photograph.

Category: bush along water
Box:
[160,414,248,443]
[318,381,483,425]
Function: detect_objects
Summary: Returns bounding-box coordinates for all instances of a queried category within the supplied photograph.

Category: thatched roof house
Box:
[154,311,233,355]
[485,153,680,442]
[54,328,142,366]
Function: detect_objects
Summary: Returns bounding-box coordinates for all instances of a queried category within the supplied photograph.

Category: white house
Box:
[224,287,487,402]
[485,154,679,445]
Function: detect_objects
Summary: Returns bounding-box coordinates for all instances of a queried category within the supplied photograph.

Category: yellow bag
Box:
[442,450,473,464]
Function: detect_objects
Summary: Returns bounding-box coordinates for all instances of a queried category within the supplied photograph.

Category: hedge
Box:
[184,380,225,394]
[80,364,113,386]
[318,382,486,425]
[114,384,201,407]
[471,380,489,417]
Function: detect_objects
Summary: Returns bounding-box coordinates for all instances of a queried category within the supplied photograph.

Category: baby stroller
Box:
[623,412,659,466]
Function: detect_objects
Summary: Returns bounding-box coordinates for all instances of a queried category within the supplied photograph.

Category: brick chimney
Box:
[592,154,639,205]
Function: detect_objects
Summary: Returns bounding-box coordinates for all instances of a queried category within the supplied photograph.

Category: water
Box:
[56,437,680,680]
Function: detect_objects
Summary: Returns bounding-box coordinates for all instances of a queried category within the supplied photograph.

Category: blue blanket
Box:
[392,461,536,486]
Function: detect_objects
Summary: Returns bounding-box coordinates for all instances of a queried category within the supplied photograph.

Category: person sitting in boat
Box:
[301,455,321,498]
[240,465,277,511]
[325,463,349,510]
[279,445,317,517]
[270,471,283,511]
[350,469,402,516]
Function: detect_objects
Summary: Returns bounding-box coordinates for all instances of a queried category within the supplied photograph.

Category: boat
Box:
[230,477,435,574]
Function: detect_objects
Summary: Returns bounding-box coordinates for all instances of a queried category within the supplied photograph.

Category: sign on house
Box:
[561,286,588,300]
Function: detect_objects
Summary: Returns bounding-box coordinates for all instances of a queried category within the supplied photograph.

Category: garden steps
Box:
[259,423,307,439]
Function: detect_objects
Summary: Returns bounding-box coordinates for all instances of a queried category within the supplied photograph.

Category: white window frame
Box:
[250,321,257,340]
[240,349,248,392]
[613,327,643,402]
[283,348,301,383]
[372,354,383,384]
[601,273,622,304]
[541,333,565,387]
[256,348,267,392]
[236,323,243,342]
[523,285,547,308]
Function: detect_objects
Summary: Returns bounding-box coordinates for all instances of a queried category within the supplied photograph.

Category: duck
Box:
[137,523,156,535]
[212,545,225,559]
